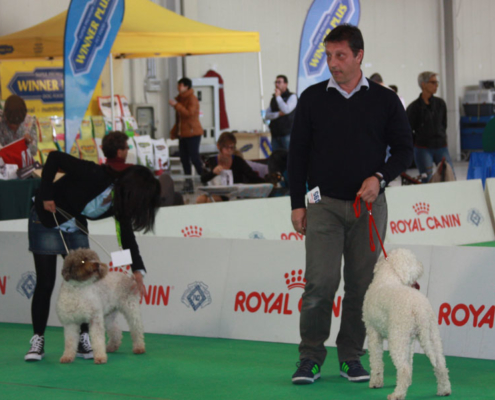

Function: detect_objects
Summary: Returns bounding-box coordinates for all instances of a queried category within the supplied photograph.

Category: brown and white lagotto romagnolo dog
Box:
[56,248,145,364]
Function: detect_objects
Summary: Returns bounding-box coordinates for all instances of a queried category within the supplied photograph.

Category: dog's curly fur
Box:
[363,248,451,400]
[56,248,145,364]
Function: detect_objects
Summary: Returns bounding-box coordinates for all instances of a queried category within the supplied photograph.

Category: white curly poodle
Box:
[56,248,145,364]
[363,248,451,400]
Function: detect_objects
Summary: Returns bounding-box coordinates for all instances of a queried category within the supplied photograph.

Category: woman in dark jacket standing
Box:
[25,151,161,361]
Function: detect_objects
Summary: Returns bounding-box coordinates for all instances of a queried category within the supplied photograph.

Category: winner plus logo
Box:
[389,202,462,234]
[234,269,342,317]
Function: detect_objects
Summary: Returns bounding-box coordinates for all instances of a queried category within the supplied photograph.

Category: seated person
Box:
[103,131,184,206]
[102,131,133,171]
[159,173,184,207]
[0,95,38,156]
[196,131,265,203]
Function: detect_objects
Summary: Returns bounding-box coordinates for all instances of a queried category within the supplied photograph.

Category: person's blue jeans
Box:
[414,147,455,183]
[179,136,203,175]
[271,135,290,152]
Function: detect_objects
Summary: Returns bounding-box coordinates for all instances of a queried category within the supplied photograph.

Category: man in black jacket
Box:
[264,75,297,151]
[288,24,413,385]
[406,71,455,182]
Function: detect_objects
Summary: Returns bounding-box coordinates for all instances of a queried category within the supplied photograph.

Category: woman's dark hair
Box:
[102,131,128,158]
[113,166,161,233]
[389,84,398,93]
[369,73,383,84]
[217,131,237,148]
[178,77,192,89]
[324,24,364,58]
[4,95,28,125]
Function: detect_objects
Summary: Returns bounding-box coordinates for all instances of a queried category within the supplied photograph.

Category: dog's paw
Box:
[106,344,119,353]
[94,355,108,364]
[370,377,383,388]
[133,346,146,354]
[60,355,75,363]
[387,393,405,400]
[437,390,451,397]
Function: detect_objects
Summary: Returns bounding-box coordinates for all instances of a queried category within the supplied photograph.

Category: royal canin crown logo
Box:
[182,225,203,238]
[285,270,306,290]
[108,262,132,275]
[412,202,430,215]
[390,202,461,234]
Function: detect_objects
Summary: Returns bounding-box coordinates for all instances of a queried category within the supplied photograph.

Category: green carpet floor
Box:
[1,323,493,399]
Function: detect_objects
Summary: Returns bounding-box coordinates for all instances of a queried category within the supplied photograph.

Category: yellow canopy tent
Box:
[0,0,260,60]
[0,0,265,131]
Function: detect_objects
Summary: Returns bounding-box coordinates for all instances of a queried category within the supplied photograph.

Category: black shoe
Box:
[76,332,94,359]
[25,334,45,361]
[340,360,370,382]
[292,359,321,384]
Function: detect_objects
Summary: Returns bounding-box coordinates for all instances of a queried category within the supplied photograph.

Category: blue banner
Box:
[64,0,124,153]
[296,0,360,97]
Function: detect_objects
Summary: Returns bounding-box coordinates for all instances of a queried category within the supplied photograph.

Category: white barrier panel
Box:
[148,197,297,241]
[85,180,494,245]
[484,178,495,232]
[3,180,493,247]
[428,246,495,359]
[385,180,495,245]
[1,226,494,360]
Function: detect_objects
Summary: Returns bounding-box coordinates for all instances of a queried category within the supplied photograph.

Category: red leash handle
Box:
[353,195,387,259]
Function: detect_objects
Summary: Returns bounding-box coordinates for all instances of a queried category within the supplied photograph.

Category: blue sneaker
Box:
[340,360,370,382]
[292,359,321,384]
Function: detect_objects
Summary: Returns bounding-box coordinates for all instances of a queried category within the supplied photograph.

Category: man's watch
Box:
[374,173,387,189]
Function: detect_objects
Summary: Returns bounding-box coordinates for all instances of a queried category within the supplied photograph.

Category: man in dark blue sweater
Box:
[289,24,413,385]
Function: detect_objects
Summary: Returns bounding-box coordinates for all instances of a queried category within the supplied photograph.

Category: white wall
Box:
[182,0,445,134]
[456,0,495,93]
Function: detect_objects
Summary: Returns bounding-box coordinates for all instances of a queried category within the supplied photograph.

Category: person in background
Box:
[288,24,413,385]
[406,71,455,182]
[102,131,132,171]
[389,84,406,109]
[264,75,298,151]
[169,77,203,193]
[0,95,38,156]
[369,72,384,85]
[196,131,265,203]
[25,151,161,362]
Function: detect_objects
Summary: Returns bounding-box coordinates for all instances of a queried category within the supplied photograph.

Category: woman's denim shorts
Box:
[28,207,89,255]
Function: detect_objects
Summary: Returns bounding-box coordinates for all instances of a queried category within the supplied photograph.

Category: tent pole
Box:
[109,55,115,130]
[258,52,266,133]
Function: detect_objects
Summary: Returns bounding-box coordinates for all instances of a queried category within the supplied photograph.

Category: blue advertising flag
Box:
[64,0,124,153]
[296,0,360,97]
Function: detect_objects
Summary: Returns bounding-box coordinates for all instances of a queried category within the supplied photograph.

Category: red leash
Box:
[353,195,388,260]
